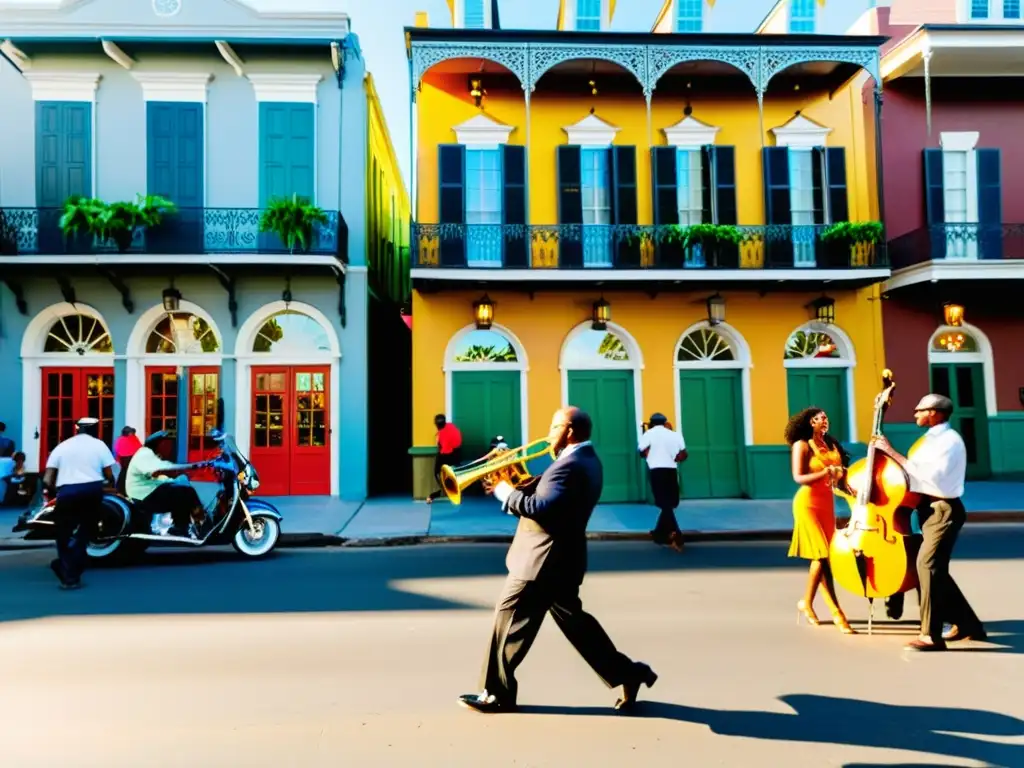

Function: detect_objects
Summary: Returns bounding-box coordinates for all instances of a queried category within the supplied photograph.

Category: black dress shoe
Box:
[457,693,516,714]
[942,624,988,643]
[615,663,658,712]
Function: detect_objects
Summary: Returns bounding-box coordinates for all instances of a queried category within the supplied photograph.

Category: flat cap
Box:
[76,417,99,426]
[648,412,668,426]
[914,393,954,413]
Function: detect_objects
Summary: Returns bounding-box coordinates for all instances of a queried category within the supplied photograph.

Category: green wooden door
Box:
[786,368,850,443]
[567,370,642,503]
[451,371,522,465]
[929,363,991,479]
[678,370,745,498]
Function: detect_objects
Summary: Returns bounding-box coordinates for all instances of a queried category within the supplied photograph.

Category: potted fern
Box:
[820,221,883,267]
[670,223,744,268]
[259,194,329,254]
[59,194,176,252]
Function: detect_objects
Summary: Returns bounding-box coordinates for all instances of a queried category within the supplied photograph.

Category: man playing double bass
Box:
[871,393,986,652]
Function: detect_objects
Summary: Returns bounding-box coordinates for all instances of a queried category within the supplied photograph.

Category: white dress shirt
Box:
[905,423,967,500]
[45,433,116,487]
[494,441,592,512]
[637,425,685,470]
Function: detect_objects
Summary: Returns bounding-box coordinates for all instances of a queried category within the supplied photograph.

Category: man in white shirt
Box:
[637,413,688,552]
[126,431,207,538]
[872,393,986,651]
[42,417,116,589]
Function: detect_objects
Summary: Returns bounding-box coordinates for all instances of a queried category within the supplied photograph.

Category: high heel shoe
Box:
[797,600,820,626]
[832,611,856,635]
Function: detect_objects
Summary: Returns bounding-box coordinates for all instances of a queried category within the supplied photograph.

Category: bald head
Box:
[549,406,592,454]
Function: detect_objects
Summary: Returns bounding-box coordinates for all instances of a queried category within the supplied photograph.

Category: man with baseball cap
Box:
[638,412,687,552]
[41,417,116,589]
[871,392,986,651]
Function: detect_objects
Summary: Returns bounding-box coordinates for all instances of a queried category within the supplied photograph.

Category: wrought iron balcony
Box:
[888,223,1024,270]
[0,207,347,261]
[411,223,888,271]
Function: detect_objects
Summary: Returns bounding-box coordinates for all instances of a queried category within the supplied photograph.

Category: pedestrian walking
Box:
[638,413,687,552]
[426,414,462,503]
[459,406,657,714]
[41,417,116,589]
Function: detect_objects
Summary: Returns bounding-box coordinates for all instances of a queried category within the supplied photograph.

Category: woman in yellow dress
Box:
[786,407,855,634]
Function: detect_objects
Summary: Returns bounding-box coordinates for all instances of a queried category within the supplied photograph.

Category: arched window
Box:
[783,323,856,443]
[785,328,842,360]
[43,314,113,355]
[145,313,220,354]
[931,329,979,354]
[561,328,631,368]
[450,329,519,363]
[676,327,735,363]
[253,311,332,355]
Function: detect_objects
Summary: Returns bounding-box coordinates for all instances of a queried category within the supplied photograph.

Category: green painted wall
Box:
[989,413,1024,478]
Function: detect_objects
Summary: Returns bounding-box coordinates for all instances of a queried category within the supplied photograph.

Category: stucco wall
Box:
[410,286,886,448]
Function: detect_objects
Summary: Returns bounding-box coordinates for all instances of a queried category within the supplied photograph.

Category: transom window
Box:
[785,329,841,360]
[677,328,735,362]
[563,329,630,367]
[44,314,113,354]
[451,329,519,363]
[577,0,601,30]
[677,0,703,32]
[789,0,815,32]
[146,313,219,354]
[253,311,331,355]
[932,329,979,353]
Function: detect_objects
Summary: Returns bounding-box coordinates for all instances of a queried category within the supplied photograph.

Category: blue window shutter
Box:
[762,147,791,225]
[437,144,466,266]
[557,145,583,268]
[36,101,91,207]
[147,102,204,207]
[923,149,947,260]
[825,147,848,224]
[977,148,1003,260]
[259,102,315,206]
[712,146,738,225]
[502,144,527,267]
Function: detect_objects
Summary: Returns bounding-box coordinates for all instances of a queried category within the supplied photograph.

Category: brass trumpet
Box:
[439,438,555,505]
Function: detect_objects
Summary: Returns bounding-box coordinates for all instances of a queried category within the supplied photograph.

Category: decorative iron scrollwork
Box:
[646,45,760,95]
[528,44,647,91]
[411,41,529,90]
[759,46,881,92]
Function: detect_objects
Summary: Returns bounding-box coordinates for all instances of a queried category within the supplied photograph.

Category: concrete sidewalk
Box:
[3,481,1021,550]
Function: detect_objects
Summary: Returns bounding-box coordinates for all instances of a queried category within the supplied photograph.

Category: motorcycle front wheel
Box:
[232,515,280,558]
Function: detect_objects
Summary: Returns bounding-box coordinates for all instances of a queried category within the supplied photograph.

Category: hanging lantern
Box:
[707,293,725,326]
[592,298,611,331]
[162,287,181,312]
[468,77,483,108]
[473,294,494,329]
[943,302,964,327]
[809,296,835,324]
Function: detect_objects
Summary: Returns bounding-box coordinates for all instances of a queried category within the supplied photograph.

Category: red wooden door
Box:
[145,367,179,440]
[187,367,220,477]
[250,366,330,496]
[40,368,115,463]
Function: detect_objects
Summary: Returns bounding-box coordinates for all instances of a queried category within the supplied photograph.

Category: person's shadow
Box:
[520,694,1024,767]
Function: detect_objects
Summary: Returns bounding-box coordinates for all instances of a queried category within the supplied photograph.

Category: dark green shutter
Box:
[826,147,849,223]
[612,145,639,267]
[923,148,946,260]
[811,148,825,225]
[762,147,793,266]
[700,146,713,223]
[709,145,739,267]
[976,148,1002,260]
[652,146,682,268]
[502,144,527,267]
[557,145,583,267]
[438,144,466,266]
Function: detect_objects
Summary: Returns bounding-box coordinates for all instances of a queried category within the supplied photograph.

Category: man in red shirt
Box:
[427,414,462,503]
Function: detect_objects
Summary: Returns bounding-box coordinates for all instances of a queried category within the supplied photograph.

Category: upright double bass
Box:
[829,369,922,602]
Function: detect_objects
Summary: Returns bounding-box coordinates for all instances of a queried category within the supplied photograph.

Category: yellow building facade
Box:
[407,23,890,501]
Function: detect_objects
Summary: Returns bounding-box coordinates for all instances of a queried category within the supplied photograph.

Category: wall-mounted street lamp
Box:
[469,77,483,107]
[592,298,611,331]
[162,286,181,312]
[473,294,494,330]
[809,296,835,324]
[707,293,725,326]
[943,302,965,327]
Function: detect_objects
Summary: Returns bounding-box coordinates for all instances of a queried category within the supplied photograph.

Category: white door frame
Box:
[234,300,341,496]
[927,322,997,417]
[782,321,858,443]
[443,323,530,445]
[673,320,754,446]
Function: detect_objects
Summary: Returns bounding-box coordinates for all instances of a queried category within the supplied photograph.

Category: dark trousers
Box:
[649,468,680,540]
[480,575,638,705]
[53,483,104,583]
[918,497,983,640]
[141,483,202,528]
[428,451,460,501]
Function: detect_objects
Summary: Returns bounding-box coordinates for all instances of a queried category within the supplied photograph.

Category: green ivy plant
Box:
[662,223,744,248]
[821,220,883,245]
[259,194,329,254]
[59,194,177,252]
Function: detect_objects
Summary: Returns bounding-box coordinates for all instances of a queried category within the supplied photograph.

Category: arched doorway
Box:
[444,324,528,465]
[928,323,994,478]
[125,301,223,465]
[674,322,751,499]
[21,303,115,468]
[560,322,644,503]
[235,302,340,496]
[783,321,857,444]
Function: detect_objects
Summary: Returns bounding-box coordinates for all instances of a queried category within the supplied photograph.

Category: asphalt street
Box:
[0,528,1022,767]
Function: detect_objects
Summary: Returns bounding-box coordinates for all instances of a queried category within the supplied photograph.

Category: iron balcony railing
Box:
[0,207,347,261]
[888,223,1024,270]
[411,223,888,271]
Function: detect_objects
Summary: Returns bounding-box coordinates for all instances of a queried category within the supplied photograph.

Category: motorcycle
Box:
[13,429,282,561]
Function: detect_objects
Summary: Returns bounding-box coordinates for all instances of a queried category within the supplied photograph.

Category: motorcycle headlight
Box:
[249,477,260,491]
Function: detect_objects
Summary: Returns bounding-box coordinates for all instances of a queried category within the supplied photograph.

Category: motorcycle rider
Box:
[125,431,208,538]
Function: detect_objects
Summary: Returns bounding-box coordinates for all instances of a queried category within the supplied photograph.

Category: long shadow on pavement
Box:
[518,694,1024,768]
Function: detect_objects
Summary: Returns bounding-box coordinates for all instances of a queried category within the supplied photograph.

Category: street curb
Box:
[0,533,347,552]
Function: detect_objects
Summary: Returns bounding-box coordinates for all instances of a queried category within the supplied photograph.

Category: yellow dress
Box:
[787,439,842,560]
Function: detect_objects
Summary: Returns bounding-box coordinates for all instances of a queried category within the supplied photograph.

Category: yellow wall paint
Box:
[416,72,874,229]
[411,288,886,448]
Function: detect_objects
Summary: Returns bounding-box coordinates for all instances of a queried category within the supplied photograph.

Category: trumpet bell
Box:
[438,438,554,505]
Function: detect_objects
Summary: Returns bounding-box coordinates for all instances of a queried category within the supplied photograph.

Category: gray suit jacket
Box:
[504,444,603,585]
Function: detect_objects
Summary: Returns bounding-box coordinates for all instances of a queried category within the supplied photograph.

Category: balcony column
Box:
[874,86,887,230]
[923,48,934,137]
[524,86,531,184]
